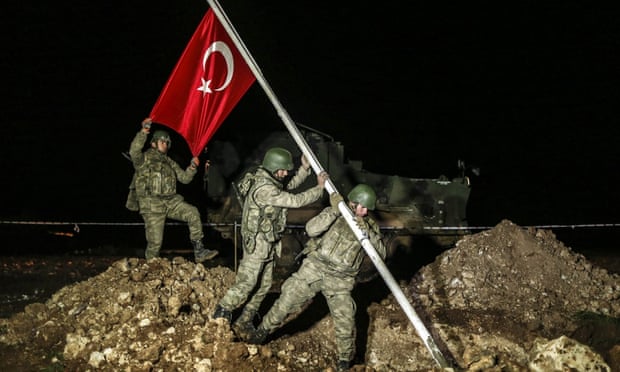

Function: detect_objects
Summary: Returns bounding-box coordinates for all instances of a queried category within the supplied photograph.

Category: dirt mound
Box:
[1,220,618,371]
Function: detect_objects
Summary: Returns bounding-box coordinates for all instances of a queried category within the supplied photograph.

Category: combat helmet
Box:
[151,130,171,147]
[262,147,294,173]
[347,184,377,210]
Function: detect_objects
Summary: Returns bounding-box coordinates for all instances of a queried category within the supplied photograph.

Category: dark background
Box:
[1,1,619,251]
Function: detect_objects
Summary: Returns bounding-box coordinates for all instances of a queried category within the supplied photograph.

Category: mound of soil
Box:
[1,220,618,371]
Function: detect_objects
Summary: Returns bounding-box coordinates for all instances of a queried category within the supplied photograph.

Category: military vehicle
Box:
[203,124,472,284]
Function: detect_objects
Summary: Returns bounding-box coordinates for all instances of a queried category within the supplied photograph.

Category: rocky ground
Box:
[1,219,619,371]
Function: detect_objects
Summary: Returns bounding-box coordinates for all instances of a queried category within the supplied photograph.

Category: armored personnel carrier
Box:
[203,124,472,283]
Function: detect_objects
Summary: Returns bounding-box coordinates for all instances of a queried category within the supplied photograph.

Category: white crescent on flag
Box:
[197,41,235,95]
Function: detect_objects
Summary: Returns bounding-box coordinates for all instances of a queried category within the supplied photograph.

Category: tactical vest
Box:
[134,149,178,198]
[312,216,380,276]
[241,168,286,243]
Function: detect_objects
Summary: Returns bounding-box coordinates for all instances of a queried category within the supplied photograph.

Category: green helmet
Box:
[347,184,377,210]
[262,147,294,173]
[151,130,171,147]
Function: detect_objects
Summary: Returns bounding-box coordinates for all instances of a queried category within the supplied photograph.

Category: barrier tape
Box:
[423,223,620,231]
[1,220,619,232]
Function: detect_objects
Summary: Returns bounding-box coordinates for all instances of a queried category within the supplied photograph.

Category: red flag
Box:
[150,9,255,156]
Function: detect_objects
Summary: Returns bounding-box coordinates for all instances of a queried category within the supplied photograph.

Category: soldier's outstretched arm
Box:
[128,118,152,165]
[305,206,338,237]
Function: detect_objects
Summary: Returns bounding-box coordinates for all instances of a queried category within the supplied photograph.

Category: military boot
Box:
[336,359,350,372]
[212,304,232,322]
[233,309,257,341]
[192,240,218,263]
[246,325,269,345]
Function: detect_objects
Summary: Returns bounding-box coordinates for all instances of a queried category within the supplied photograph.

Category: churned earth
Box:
[1,219,619,371]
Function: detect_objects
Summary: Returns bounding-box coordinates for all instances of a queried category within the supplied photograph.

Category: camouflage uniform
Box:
[129,130,202,259]
[217,166,324,316]
[258,205,386,363]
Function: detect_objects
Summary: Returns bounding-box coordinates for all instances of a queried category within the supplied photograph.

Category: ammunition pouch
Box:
[258,205,282,242]
[125,188,139,212]
[260,219,277,242]
[244,235,256,254]
[125,173,139,212]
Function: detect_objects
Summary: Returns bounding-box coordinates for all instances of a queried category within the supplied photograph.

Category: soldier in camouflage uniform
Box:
[213,147,328,336]
[128,118,218,262]
[245,184,386,372]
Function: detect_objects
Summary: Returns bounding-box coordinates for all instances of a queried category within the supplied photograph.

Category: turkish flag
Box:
[150,9,255,156]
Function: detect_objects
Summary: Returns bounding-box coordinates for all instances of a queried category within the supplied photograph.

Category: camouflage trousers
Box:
[218,233,279,314]
[139,195,204,259]
[261,257,357,362]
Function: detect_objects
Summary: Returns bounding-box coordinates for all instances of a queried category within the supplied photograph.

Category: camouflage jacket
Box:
[128,131,197,199]
[241,166,322,243]
[306,206,386,277]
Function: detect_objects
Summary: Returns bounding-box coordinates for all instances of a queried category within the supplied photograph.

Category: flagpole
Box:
[205,0,451,368]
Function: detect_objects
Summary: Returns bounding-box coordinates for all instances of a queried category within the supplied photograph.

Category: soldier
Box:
[128,117,218,262]
[245,184,386,372]
[212,147,328,336]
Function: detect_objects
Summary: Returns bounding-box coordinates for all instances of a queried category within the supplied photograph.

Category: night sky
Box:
[2,2,619,248]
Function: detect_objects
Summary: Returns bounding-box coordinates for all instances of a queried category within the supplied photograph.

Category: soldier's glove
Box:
[355,216,370,237]
[191,157,200,169]
[301,154,310,171]
[329,193,344,210]
[141,118,152,130]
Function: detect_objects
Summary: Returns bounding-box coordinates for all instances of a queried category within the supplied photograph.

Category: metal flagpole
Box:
[205,0,451,368]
